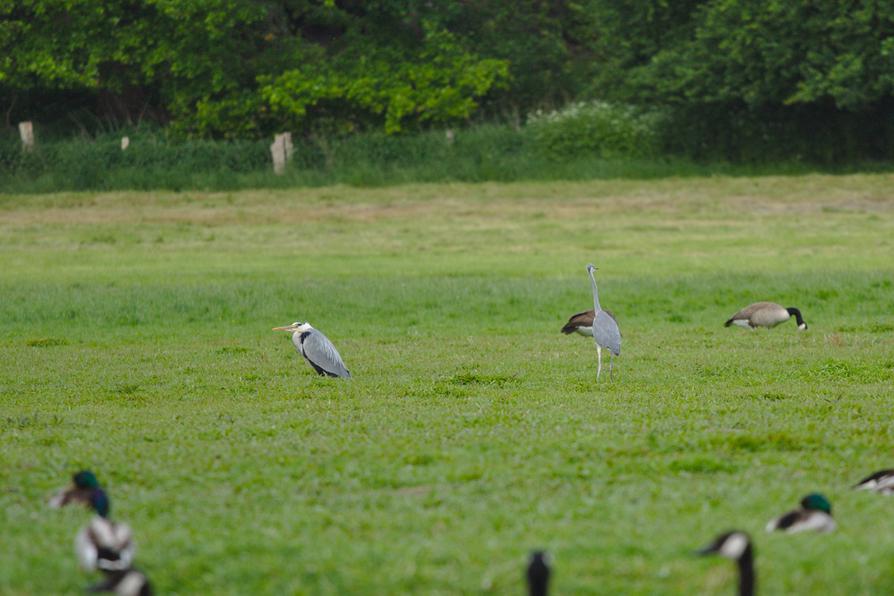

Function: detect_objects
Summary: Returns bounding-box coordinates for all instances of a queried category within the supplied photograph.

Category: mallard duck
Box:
[853,469,894,494]
[725,302,807,330]
[49,470,102,508]
[697,531,755,596]
[526,550,551,596]
[50,471,136,573]
[765,492,836,533]
[88,568,153,595]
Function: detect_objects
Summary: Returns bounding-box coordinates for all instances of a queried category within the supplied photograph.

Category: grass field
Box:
[2,175,893,594]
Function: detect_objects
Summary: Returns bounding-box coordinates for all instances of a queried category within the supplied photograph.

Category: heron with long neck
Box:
[586,264,621,381]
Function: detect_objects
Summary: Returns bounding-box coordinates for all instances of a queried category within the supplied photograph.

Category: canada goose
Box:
[585,264,621,381]
[725,302,807,330]
[526,550,550,596]
[765,493,836,533]
[561,310,595,336]
[560,308,619,337]
[853,469,894,494]
[697,531,755,596]
[272,321,351,378]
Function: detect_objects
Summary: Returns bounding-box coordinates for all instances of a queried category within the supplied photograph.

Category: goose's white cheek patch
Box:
[720,533,748,559]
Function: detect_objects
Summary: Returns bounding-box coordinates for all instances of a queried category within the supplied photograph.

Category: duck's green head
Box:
[801,492,832,514]
[89,488,110,518]
[73,470,100,490]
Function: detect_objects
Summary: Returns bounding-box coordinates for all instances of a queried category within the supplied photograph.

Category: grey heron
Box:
[696,531,755,596]
[526,551,550,596]
[586,264,621,381]
[765,493,836,533]
[725,302,807,330]
[273,321,351,378]
[853,469,894,494]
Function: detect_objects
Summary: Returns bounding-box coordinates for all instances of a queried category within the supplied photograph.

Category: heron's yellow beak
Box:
[272,325,295,332]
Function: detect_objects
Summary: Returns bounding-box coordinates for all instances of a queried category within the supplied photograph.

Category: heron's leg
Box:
[596,345,602,381]
[609,353,614,381]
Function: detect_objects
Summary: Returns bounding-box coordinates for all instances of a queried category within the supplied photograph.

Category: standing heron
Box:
[586,264,621,381]
[273,321,351,378]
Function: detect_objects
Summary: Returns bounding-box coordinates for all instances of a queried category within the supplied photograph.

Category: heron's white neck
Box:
[588,269,602,311]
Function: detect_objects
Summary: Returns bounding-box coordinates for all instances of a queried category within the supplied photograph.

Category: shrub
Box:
[526,101,664,160]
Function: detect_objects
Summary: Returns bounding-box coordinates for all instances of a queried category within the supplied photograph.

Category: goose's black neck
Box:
[786,307,805,326]
[737,544,755,596]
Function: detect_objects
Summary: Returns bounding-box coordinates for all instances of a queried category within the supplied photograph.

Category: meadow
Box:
[1,174,893,594]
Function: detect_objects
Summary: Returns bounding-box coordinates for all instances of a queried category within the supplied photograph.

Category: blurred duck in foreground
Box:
[50,471,152,595]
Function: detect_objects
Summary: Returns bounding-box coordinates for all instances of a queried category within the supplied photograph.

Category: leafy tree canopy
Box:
[1,0,893,144]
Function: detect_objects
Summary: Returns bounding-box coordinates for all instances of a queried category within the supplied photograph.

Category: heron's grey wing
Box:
[594,310,621,355]
[602,309,621,336]
[302,330,351,378]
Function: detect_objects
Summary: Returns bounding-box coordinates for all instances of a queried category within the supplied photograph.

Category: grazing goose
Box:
[853,469,894,494]
[561,309,595,336]
[526,550,551,596]
[585,264,621,381]
[272,321,351,378]
[725,302,807,330]
[50,471,136,574]
[561,308,620,337]
[765,493,836,533]
[697,531,755,596]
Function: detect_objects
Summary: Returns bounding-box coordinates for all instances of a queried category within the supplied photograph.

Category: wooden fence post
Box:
[270,132,293,175]
[18,121,34,151]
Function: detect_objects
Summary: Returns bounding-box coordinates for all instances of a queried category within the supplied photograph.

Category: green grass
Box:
[4,126,894,193]
[2,175,894,594]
